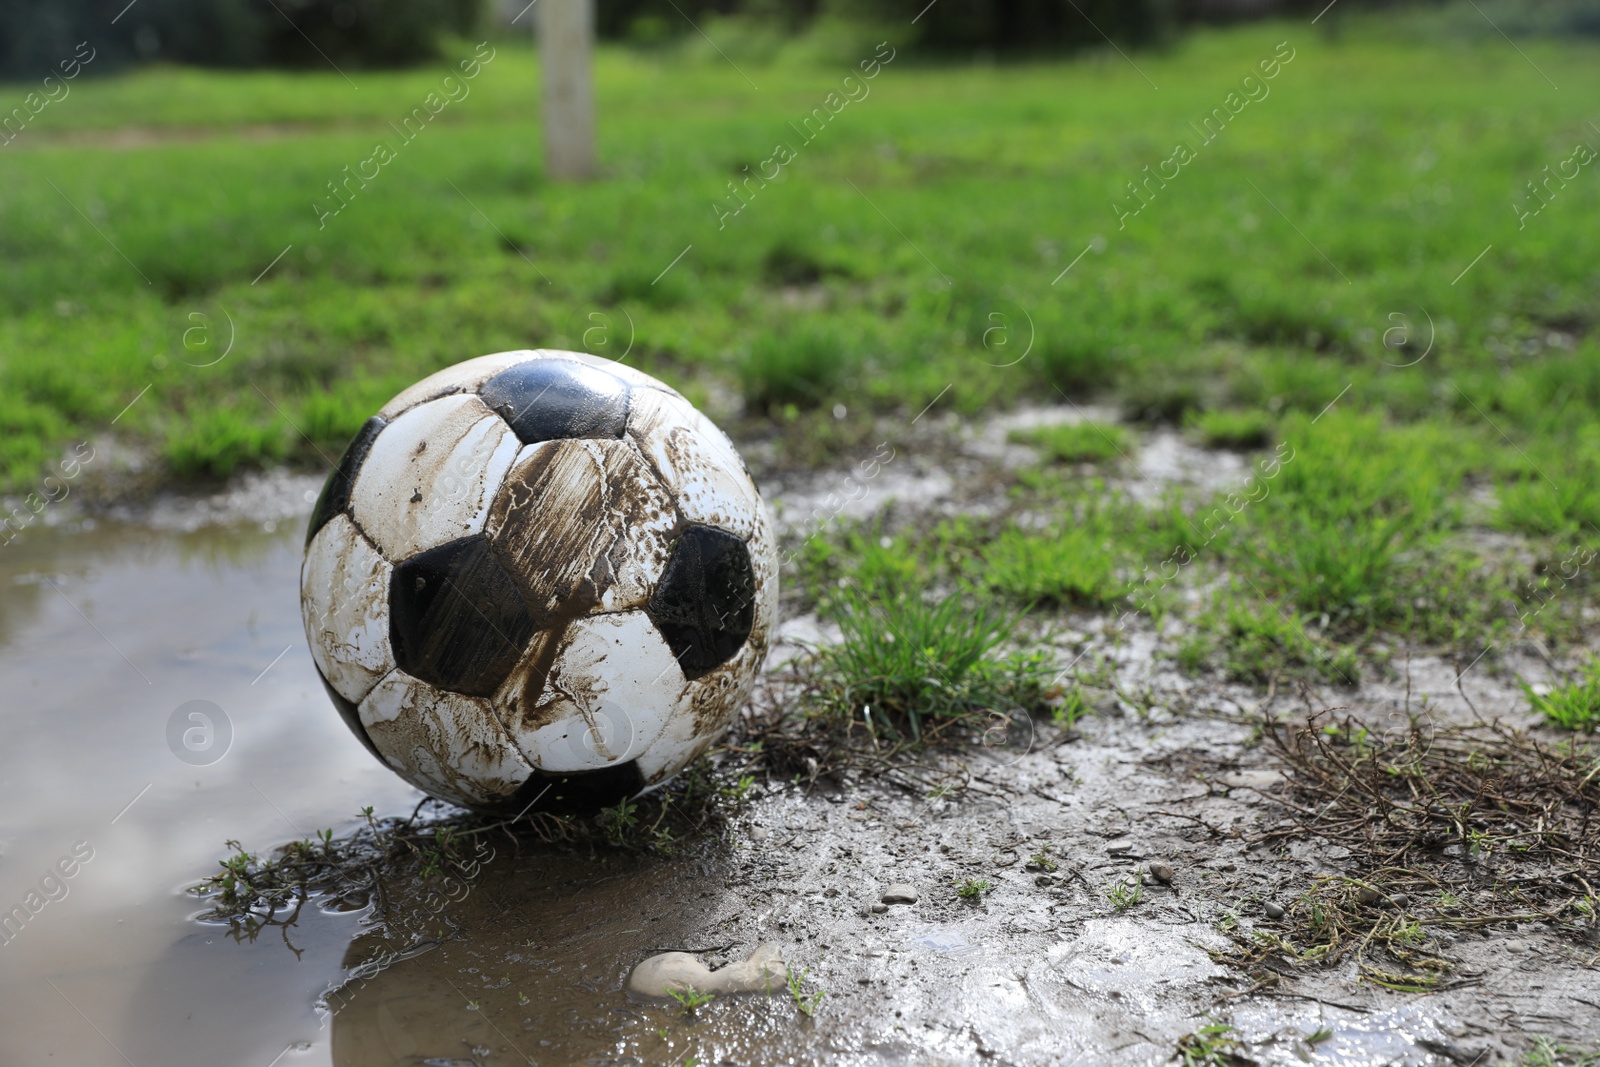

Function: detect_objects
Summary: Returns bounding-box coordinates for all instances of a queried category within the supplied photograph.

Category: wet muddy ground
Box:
[2,407,1596,1066]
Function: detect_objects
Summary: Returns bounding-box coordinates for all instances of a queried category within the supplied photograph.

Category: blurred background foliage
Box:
[11,0,1599,80]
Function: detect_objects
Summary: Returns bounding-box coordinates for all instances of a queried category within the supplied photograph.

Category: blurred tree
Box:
[0,0,483,80]
[0,0,134,80]
[824,0,1179,52]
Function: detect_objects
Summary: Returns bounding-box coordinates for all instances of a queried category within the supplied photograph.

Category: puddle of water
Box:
[1232,1003,1457,1067]
[0,520,416,1067]
[0,517,931,1067]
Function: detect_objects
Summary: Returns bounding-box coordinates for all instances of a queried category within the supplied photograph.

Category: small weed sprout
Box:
[1105,876,1144,911]
[786,965,825,1017]
[956,877,994,900]
[1027,846,1059,872]
[667,986,715,1013]
[1514,1035,1600,1067]
[1175,1018,1244,1066]
[722,774,757,806]
[1053,688,1092,728]
[599,797,640,847]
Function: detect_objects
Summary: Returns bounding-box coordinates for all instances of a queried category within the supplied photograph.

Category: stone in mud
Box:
[1149,861,1174,884]
[1264,901,1286,920]
[882,884,918,905]
[627,943,786,998]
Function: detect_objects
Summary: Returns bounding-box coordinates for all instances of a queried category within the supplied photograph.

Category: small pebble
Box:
[1356,886,1381,904]
[1264,901,1286,920]
[1035,875,1057,888]
[871,903,888,914]
[881,884,919,905]
[1149,862,1174,884]
[1390,893,1409,909]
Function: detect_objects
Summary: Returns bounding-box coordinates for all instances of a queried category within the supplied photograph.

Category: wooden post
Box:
[536,0,597,180]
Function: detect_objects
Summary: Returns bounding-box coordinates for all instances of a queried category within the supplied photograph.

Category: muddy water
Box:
[0,516,895,1066]
[0,520,416,1065]
[0,495,1582,1066]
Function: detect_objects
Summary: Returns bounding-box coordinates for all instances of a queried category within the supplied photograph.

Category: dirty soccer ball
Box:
[299,350,777,814]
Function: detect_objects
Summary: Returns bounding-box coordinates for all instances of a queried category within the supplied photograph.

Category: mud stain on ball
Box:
[487,439,678,619]
[626,389,764,540]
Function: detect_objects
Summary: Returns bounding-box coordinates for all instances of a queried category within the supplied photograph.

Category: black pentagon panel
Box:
[477,358,631,445]
[646,525,757,679]
[492,760,645,816]
[306,415,386,545]
[316,671,385,763]
[389,534,536,697]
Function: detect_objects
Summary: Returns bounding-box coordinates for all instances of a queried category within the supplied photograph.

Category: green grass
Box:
[4,11,1600,704]
[811,585,1053,742]
[1104,876,1145,911]
[0,18,1596,488]
[1179,593,1360,687]
[784,965,825,1018]
[1506,1036,1600,1067]
[738,318,854,414]
[955,877,993,899]
[1522,656,1600,731]
[1008,421,1131,464]
[1186,408,1274,450]
[981,523,1127,608]
[667,987,715,1012]
[1175,1020,1244,1067]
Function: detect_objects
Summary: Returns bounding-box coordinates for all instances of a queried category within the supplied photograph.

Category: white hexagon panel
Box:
[492,611,683,774]
[349,393,522,562]
[300,513,394,704]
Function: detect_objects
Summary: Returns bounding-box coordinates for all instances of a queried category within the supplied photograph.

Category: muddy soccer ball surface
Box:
[299,350,777,813]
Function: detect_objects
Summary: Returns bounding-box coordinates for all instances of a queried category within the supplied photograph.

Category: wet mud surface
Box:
[1,409,1596,1065]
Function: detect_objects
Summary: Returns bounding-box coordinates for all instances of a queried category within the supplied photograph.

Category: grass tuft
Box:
[955,877,993,900]
[1186,408,1274,450]
[738,320,852,414]
[1522,657,1600,731]
[785,965,826,1017]
[1180,593,1359,687]
[981,524,1126,609]
[1104,875,1145,911]
[1175,1019,1247,1067]
[810,586,1054,744]
[1008,421,1130,464]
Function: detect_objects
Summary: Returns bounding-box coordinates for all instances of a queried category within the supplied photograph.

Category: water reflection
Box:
[0,517,416,1067]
